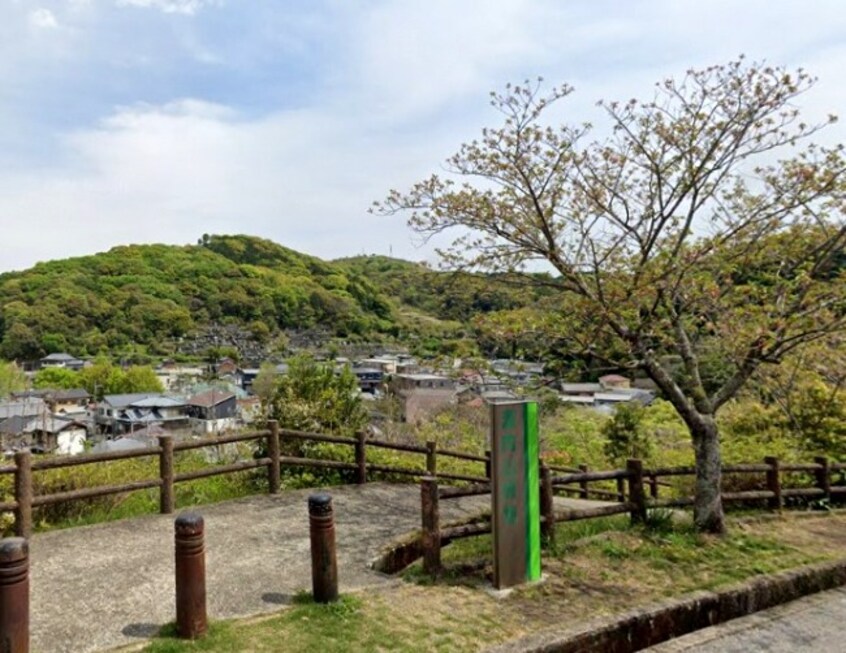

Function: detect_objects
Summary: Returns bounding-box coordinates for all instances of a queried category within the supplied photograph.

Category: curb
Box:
[486,557,846,653]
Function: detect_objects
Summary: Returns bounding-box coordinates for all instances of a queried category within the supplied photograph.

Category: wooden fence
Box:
[1,420,491,539]
[418,456,846,573]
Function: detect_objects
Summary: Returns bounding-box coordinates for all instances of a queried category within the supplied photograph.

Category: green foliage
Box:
[602,402,653,465]
[0,235,399,359]
[0,360,26,397]
[270,355,368,436]
[33,366,80,390]
[33,359,163,398]
[0,447,260,536]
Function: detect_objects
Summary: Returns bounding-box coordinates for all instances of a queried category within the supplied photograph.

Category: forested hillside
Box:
[0,235,396,359]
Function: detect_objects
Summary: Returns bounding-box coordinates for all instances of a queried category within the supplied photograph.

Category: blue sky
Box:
[1,0,845,272]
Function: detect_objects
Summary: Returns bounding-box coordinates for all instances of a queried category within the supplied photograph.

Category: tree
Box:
[33,367,80,390]
[0,322,42,361]
[252,362,280,421]
[0,361,27,397]
[121,366,165,394]
[602,402,653,465]
[269,354,367,437]
[376,60,846,533]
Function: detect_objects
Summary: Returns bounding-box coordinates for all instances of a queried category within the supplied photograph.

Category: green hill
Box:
[0,235,396,359]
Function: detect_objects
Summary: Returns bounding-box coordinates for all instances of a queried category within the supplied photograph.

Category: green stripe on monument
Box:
[524,401,541,581]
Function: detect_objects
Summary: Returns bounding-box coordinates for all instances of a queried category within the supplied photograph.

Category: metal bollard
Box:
[174,513,207,640]
[308,494,338,603]
[0,537,29,653]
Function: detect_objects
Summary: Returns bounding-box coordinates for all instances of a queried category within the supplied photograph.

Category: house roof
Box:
[595,390,655,404]
[129,396,185,409]
[41,352,81,362]
[52,388,91,401]
[0,415,84,435]
[561,383,603,394]
[0,415,29,435]
[0,399,47,420]
[102,393,161,408]
[599,374,630,383]
[12,388,90,402]
[559,395,596,404]
[188,390,236,407]
[395,373,452,381]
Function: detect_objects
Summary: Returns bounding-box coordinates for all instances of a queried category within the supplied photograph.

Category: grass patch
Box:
[135,514,846,653]
[141,591,505,653]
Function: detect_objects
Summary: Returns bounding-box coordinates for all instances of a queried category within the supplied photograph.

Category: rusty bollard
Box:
[0,537,29,653]
[174,513,208,640]
[308,494,338,603]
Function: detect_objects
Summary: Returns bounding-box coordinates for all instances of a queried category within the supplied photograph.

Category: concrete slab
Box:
[28,483,489,653]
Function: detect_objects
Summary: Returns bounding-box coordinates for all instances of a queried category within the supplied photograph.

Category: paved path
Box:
[646,587,846,652]
[28,483,595,653]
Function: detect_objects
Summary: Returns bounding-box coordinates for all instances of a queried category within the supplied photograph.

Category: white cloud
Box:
[2,0,846,273]
[115,0,221,16]
[28,8,59,29]
[0,97,452,271]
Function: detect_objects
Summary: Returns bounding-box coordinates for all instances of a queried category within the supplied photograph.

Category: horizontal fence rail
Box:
[3,419,844,544]
[1,421,494,538]
[419,454,846,572]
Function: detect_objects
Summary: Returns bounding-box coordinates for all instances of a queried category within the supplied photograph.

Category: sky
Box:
[1,0,845,273]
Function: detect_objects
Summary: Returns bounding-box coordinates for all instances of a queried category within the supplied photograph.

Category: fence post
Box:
[616,476,626,503]
[267,420,280,494]
[626,459,647,524]
[0,537,28,653]
[578,464,589,499]
[13,451,32,540]
[540,464,555,545]
[159,435,174,515]
[765,456,782,512]
[174,513,207,640]
[355,431,367,485]
[425,441,437,477]
[484,450,492,481]
[814,456,831,505]
[421,477,441,575]
[649,474,659,499]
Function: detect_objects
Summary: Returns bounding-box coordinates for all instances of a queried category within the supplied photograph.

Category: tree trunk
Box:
[691,417,725,534]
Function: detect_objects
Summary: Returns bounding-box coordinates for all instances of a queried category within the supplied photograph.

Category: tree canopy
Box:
[0,235,396,359]
[378,59,846,533]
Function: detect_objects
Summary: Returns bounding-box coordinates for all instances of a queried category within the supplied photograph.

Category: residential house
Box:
[187,390,238,434]
[352,367,383,394]
[359,357,399,375]
[391,373,456,393]
[154,362,205,392]
[559,375,654,413]
[39,353,86,370]
[96,394,188,434]
[560,382,604,396]
[0,414,87,454]
[12,388,90,416]
[214,357,239,377]
[239,368,261,393]
[598,374,632,390]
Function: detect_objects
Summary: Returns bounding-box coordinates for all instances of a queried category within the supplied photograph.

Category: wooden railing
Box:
[2,420,491,538]
[417,456,846,573]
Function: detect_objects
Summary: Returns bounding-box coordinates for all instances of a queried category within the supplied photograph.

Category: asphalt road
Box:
[646,586,846,652]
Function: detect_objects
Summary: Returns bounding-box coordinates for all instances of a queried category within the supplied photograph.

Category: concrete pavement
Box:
[646,586,846,652]
[29,483,492,653]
